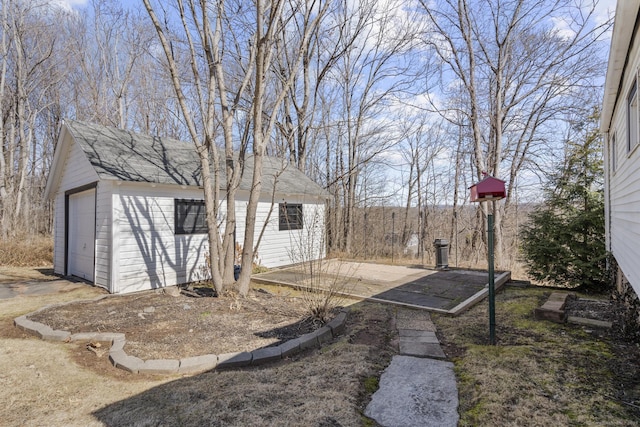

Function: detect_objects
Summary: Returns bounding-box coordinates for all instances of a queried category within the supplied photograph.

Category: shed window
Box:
[279,203,303,230]
[628,80,638,153]
[175,199,208,234]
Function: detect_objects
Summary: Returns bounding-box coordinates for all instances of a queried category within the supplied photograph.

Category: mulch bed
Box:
[28,287,322,360]
[565,297,618,323]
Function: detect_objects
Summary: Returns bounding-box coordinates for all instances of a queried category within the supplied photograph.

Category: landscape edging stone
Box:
[14,297,348,375]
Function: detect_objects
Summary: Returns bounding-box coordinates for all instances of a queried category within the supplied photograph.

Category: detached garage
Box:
[44,121,328,294]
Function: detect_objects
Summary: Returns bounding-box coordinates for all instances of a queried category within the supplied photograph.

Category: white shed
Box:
[44,121,328,294]
[601,1,640,309]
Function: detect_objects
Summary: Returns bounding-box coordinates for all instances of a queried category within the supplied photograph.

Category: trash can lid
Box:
[434,238,449,245]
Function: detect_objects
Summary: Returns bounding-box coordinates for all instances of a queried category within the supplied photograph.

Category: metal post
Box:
[454,210,458,268]
[420,210,425,266]
[364,212,368,259]
[488,213,496,345]
[391,212,396,264]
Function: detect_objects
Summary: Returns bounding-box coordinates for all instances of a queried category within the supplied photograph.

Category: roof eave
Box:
[601,1,640,134]
[43,123,70,201]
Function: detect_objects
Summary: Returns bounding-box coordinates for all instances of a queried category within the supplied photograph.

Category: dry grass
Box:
[0,284,165,427]
[92,339,376,426]
[0,235,53,267]
[0,338,167,427]
[433,285,640,426]
[0,268,397,426]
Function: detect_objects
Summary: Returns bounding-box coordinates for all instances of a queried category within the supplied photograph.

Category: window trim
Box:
[628,79,638,154]
[279,203,303,231]
[609,133,618,172]
[174,199,208,235]
[611,133,617,173]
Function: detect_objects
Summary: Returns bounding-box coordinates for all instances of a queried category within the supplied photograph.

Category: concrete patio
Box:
[252,260,511,315]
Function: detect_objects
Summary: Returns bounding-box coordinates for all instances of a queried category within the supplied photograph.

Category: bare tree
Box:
[398,117,447,258]
[64,0,154,129]
[143,0,328,295]
[0,0,68,237]
[418,0,611,266]
[315,0,422,253]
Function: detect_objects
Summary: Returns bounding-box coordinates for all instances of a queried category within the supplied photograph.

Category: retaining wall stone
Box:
[178,354,218,374]
[251,347,282,366]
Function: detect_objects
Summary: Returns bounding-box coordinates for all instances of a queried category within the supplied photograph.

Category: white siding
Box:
[51,139,100,276]
[53,194,65,275]
[113,185,326,293]
[248,197,326,268]
[607,28,640,298]
[95,181,112,290]
[225,194,325,269]
[115,184,209,293]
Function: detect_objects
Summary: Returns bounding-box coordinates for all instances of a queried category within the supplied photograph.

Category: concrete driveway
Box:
[0,275,91,299]
[253,260,511,314]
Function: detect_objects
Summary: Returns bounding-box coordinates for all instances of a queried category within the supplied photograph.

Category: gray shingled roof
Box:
[66,120,328,198]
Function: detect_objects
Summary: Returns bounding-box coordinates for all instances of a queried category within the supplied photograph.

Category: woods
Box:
[0,0,612,278]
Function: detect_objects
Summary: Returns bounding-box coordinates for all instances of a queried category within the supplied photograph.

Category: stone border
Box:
[14,298,348,375]
[534,292,570,323]
[534,293,613,329]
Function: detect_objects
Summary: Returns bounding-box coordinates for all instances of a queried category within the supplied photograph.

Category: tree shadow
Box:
[119,195,208,292]
[252,316,318,344]
[35,268,56,276]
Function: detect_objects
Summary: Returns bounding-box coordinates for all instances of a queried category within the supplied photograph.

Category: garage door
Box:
[68,189,96,281]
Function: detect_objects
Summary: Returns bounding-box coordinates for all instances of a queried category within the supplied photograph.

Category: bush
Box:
[520,111,608,292]
[0,235,53,266]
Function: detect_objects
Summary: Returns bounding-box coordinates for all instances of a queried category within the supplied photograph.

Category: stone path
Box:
[396,308,446,359]
[365,308,459,427]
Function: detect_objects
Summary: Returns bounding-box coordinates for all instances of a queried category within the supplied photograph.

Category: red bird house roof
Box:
[469,176,506,202]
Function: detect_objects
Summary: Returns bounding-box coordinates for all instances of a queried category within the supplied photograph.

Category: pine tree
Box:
[521,113,608,292]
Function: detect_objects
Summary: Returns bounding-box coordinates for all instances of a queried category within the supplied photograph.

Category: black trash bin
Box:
[434,239,449,269]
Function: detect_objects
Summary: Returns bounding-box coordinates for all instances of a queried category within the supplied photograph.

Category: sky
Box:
[54,0,619,27]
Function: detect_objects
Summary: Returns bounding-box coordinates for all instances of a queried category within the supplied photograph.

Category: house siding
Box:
[256,201,325,267]
[52,138,100,276]
[94,181,112,290]
[606,15,640,299]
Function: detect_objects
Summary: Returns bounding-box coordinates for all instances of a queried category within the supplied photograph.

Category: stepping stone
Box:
[365,355,458,427]
[399,330,439,344]
[535,292,570,323]
[400,340,446,359]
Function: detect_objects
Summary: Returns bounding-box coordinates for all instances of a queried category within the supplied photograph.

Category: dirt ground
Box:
[28,286,322,360]
[0,267,397,427]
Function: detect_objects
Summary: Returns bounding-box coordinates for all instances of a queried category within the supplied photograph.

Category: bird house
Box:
[469,175,506,202]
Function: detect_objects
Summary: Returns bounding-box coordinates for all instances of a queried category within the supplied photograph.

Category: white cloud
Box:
[551,16,577,40]
[549,0,616,41]
[595,0,617,26]
[49,0,88,11]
